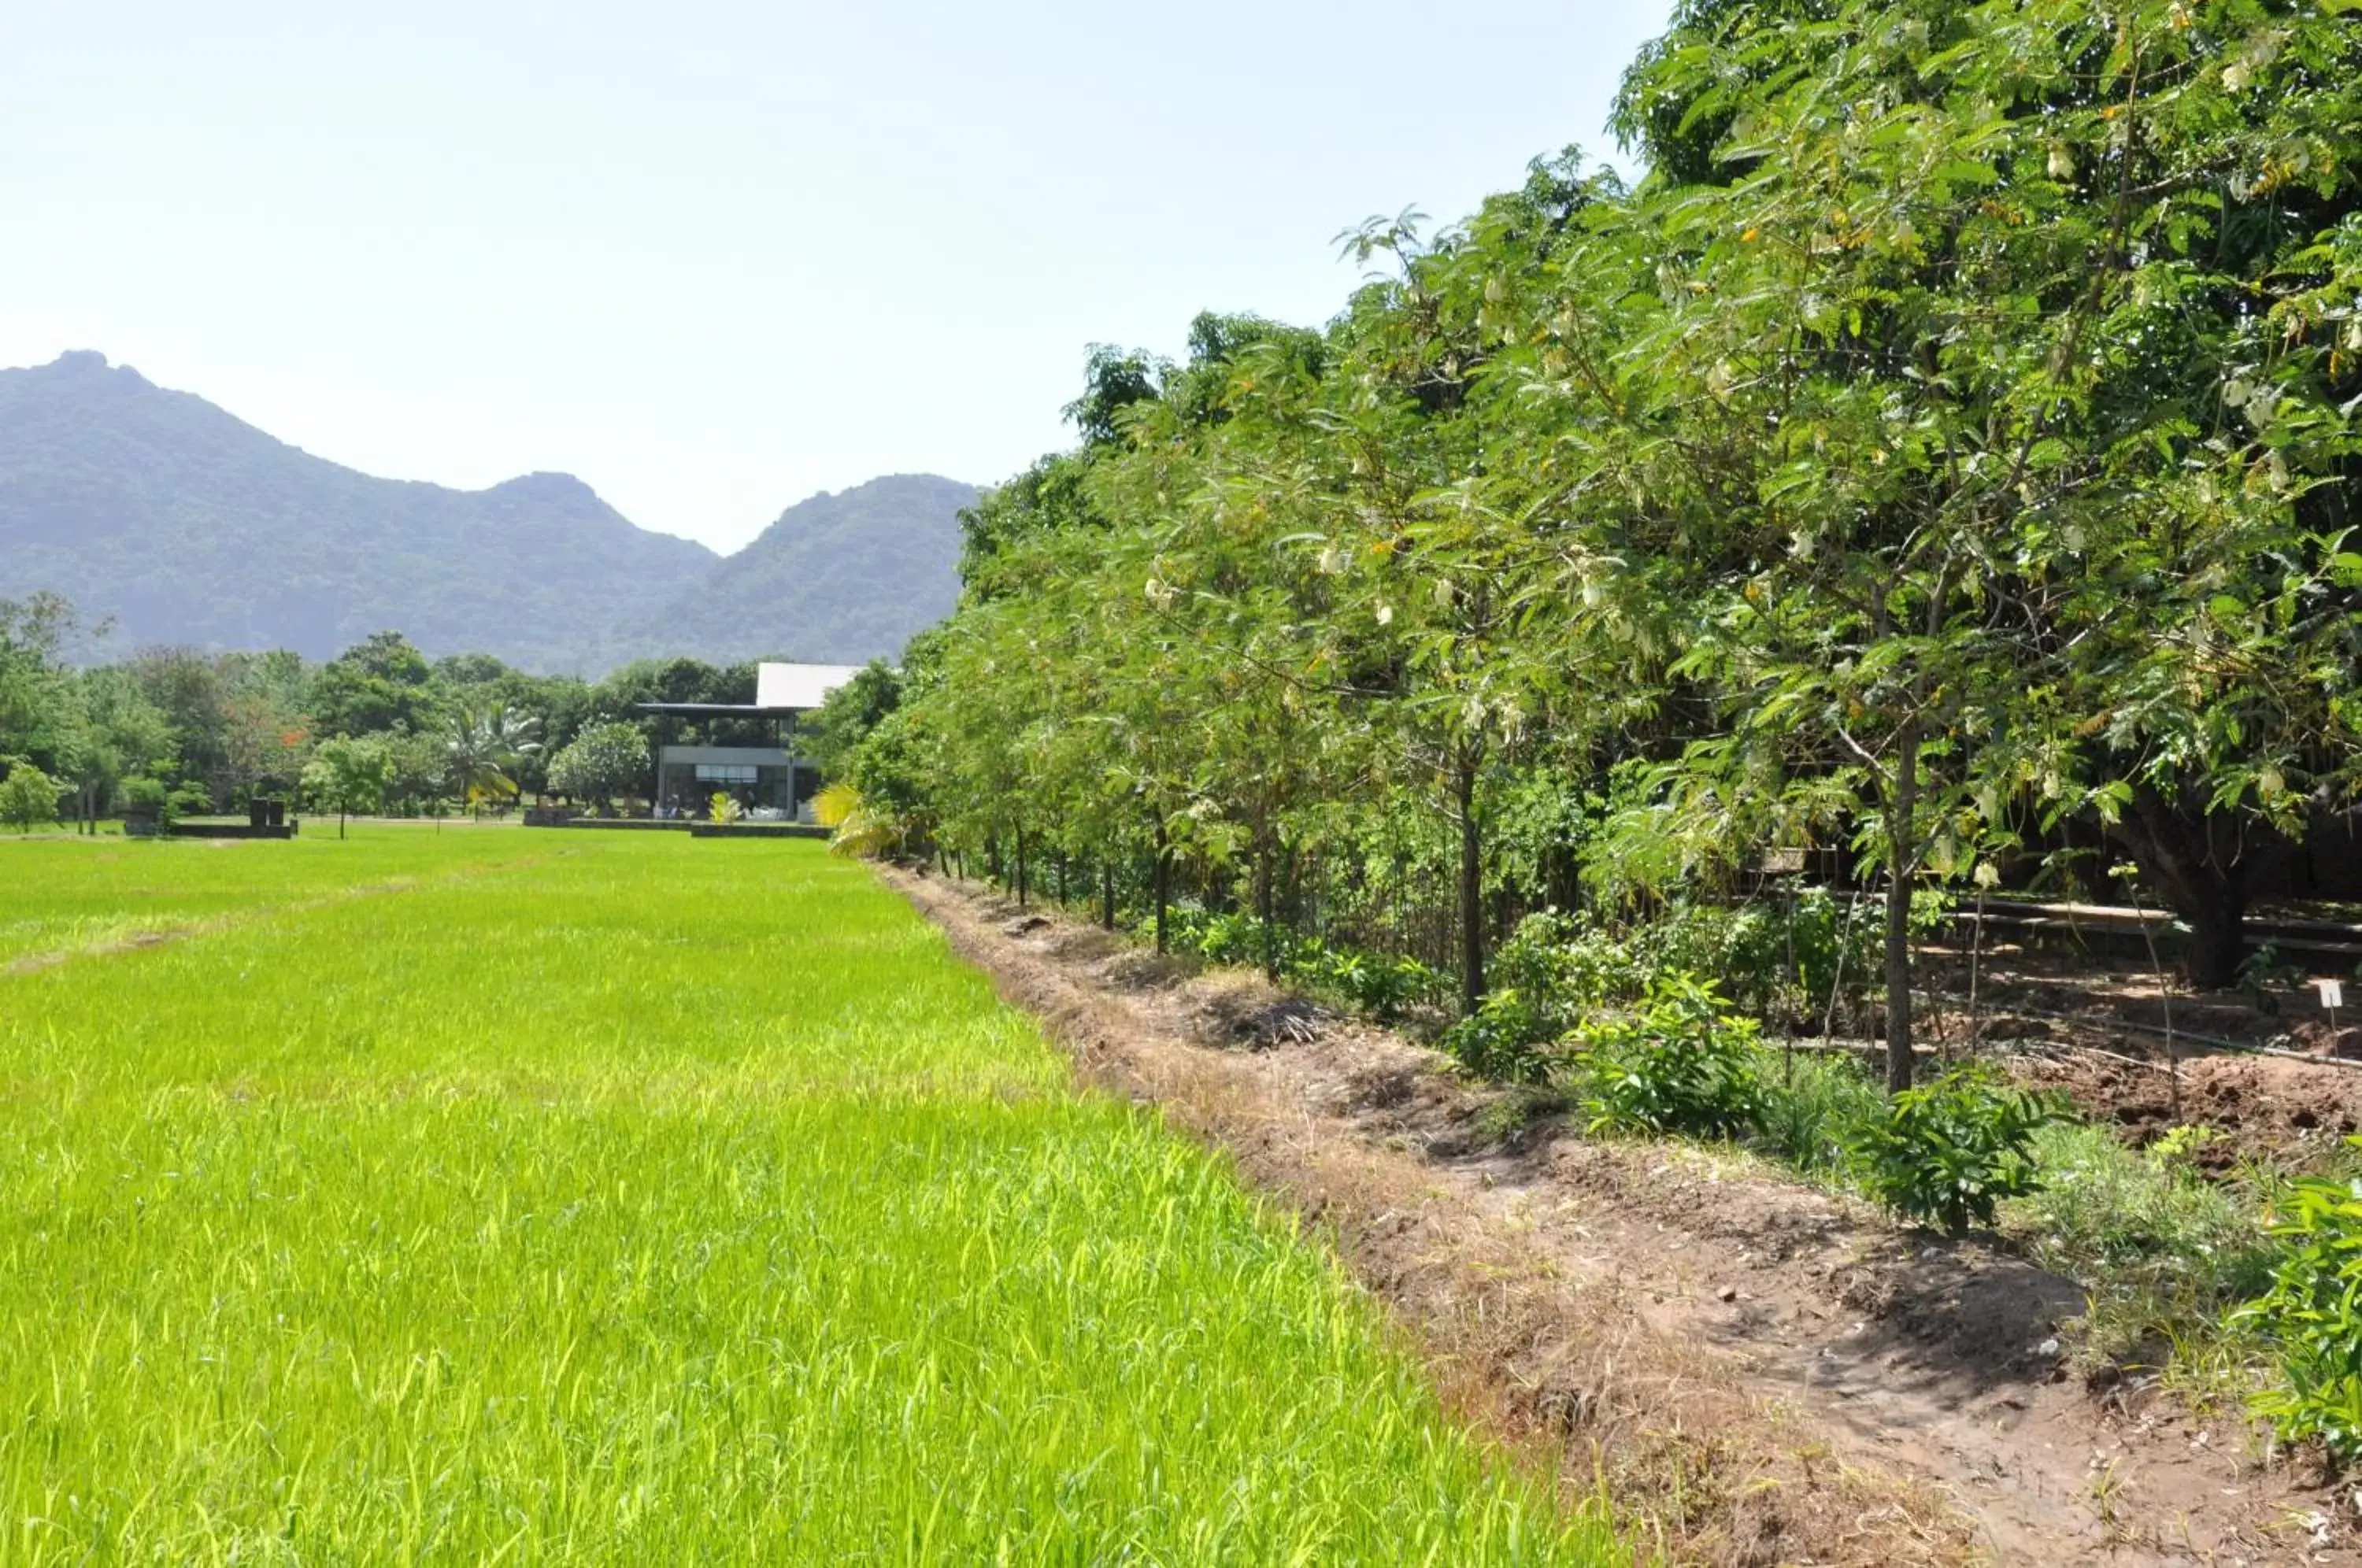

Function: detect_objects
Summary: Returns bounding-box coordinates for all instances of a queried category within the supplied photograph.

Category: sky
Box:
[2,2,1672,556]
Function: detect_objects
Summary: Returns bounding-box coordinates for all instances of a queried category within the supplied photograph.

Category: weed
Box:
[1473,1084,1574,1144]
[1753,1051,1886,1181]
[2004,1122,2282,1373]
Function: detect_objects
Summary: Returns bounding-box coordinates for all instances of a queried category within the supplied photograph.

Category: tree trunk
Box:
[1015,827,1028,908]
[1153,816,1172,955]
[2182,893,2248,993]
[2110,789,2255,989]
[1456,754,1485,1015]
[339,808,348,841]
[1101,863,1116,930]
[1256,841,1279,980]
[1883,723,1921,1093]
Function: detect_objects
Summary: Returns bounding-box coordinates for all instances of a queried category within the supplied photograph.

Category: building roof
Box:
[632,702,785,719]
[755,662,864,710]
[632,663,863,722]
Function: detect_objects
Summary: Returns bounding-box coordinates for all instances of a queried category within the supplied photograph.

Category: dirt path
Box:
[887,867,2356,1567]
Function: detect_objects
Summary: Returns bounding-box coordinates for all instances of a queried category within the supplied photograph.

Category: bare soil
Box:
[1918,942,2362,1168]
[888,869,2361,1567]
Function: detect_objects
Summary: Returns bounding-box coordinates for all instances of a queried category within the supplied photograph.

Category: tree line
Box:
[815,0,2362,1092]
[0,604,780,830]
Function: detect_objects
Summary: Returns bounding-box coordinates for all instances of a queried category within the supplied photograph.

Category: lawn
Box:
[0,828,1616,1564]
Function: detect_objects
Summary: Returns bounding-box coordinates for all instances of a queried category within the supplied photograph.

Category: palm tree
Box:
[813,782,898,858]
[445,704,542,815]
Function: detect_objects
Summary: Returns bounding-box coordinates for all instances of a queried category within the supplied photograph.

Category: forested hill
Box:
[0,352,717,669]
[602,474,979,668]
[0,352,974,671]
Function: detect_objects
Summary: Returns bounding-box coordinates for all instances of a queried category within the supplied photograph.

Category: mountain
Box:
[0,352,716,670]
[0,352,976,672]
[605,474,979,668]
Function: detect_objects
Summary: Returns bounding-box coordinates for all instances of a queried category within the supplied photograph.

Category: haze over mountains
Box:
[0,352,976,673]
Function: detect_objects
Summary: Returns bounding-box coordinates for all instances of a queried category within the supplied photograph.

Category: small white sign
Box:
[2322,978,2345,1011]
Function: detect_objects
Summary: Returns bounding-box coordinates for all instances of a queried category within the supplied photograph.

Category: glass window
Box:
[694,764,759,784]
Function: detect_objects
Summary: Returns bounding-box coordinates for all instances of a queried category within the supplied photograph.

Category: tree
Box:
[803,663,901,783]
[0,762,61,833]
[757,0,2362,1097]
[301,735,392,839]
[545,721,650,813]
[446,704,542,811]
[309,631,439,738]
[57,668,175,831]
[0,593,79,772]
[381,726,451,815]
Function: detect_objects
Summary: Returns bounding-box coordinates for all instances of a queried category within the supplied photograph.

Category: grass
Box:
[0,828,1619,1564]
[2008,1123,2288,1389]
[0,824,544,967]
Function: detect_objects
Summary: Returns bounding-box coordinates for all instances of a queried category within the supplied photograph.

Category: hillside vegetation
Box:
[0,353,713,669]
[600,475,979,668]
[0,354,970,671]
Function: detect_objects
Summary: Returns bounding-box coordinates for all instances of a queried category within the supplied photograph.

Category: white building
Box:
[637,661,862,819]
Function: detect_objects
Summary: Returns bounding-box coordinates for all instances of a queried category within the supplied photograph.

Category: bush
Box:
[0,763,60,833]
[1431,913,1593,1077]
[1477,892,1922,1037]
[2238,1154,2362,1460]
[1157,908,1438,1022]
[1568,974,1767,1138]
[546,722,650,811]
[1442,988,1555,1082]
[1860,1061,2057,1234]
[1304,947,1437,1021]
[118,776,169,821]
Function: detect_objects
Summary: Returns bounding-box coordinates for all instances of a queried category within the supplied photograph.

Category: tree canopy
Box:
[813,0,2362,1092]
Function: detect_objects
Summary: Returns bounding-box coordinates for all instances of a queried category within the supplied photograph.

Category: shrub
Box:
[0,763,60,833]
[1860,1061,2057,1234]
[118,775,169,822]
[1568,974,1767,1138]
[1306,948,1436,1021]
[2238,1155,2362,1460]
[546,722,650,812]
[1488,911,1590,1023]
[1442,988,1555,1083]
[1482,893,1913,1033]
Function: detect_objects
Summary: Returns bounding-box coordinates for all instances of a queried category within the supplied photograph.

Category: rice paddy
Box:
[0,828,1617,1564]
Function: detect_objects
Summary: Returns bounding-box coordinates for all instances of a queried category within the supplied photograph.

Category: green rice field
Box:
[0,827,1618,1564]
